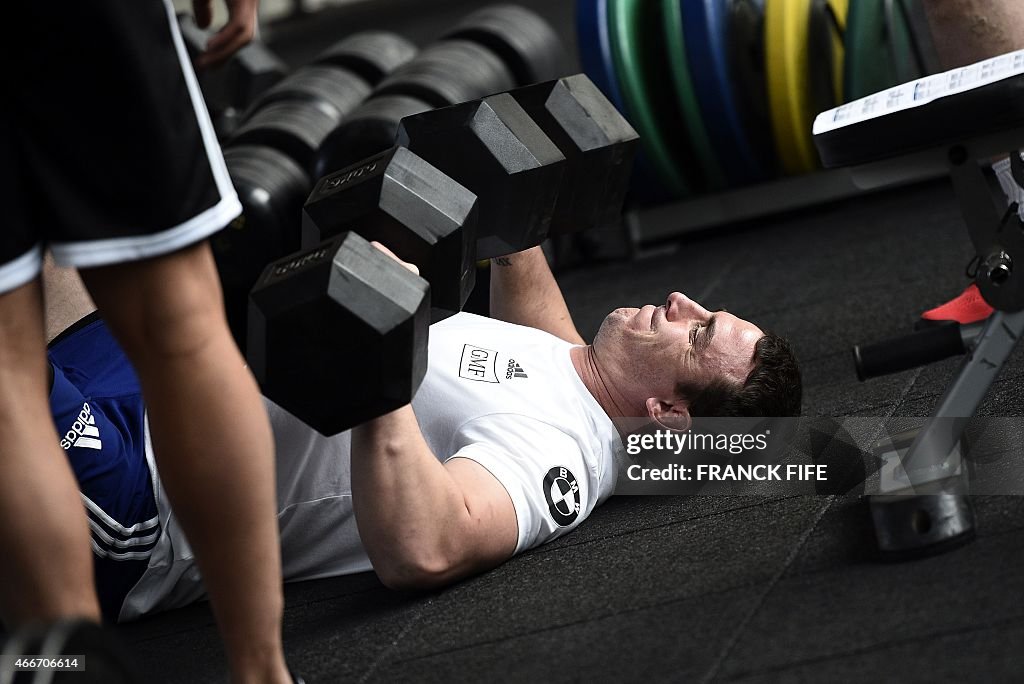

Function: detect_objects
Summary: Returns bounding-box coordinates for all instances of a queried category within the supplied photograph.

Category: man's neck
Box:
[569,345,637,436]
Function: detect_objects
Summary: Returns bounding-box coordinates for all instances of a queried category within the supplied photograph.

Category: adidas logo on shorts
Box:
[60,402,103,451]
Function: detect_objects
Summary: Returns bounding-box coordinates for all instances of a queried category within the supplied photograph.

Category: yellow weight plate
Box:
[766,0,847,174]
[766,0,814,174]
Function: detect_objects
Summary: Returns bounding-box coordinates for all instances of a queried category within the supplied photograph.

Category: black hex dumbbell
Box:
[313,31,418,86]
[313,94,433,181]
[232,30,417,176]
[302,146,478,318]
[311,5,567,180]
[231,66,371,174]
[248,150,478,435]
[213,145,311,353]
[248,232,430,436]
[507,74,639,236]
[177,13,288,140]
[441,4,566,87]
[313,37,517,178]
[396,93,566,258]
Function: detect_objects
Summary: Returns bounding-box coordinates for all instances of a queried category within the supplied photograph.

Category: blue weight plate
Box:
[576,0,628,114]
[682,0,769,185]
[578,0,672,204]
[663,0,730,191]
[727,0,779,177]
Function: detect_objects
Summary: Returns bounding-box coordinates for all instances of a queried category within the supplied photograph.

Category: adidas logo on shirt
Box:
[60,402,103,451]
[505,358,528,380]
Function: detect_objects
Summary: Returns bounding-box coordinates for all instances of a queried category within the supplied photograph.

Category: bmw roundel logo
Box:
[543,466,581,526]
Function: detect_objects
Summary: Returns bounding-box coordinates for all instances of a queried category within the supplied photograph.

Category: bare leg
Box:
[922,0,1024,69]
[42,251,95,343]
[80,243,289,684]
[0,279,100,625]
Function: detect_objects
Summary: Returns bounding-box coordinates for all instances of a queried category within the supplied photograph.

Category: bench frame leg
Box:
[869,147,1024,556]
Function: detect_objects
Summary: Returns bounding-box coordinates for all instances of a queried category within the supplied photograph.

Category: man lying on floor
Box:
[42,244,801,623]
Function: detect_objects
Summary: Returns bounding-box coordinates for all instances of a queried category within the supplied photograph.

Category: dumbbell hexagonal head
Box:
[303,146,478,317]
[248,232,430,435]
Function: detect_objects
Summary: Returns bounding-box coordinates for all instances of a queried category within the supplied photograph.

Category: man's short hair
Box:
[678,332,802,418]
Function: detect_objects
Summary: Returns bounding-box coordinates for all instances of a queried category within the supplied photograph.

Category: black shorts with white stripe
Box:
[0,0,241,294]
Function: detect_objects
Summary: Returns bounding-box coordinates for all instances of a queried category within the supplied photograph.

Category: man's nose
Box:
[668,292,700,317]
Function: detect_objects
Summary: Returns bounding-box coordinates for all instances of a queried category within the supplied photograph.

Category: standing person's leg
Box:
[0,277,101,624]
[80,244,288,683]
[0,86,100,626]
[10,0,287,679]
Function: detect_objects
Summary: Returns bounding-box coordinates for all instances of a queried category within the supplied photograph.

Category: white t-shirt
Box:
[120,313,624,621]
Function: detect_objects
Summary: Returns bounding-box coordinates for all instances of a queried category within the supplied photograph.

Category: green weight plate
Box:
[662,0,728,191]
[844,0,922,101]
[577,0,629,112]
[886,0,925,84]
[608,0,692,197]
[844,0,893,100]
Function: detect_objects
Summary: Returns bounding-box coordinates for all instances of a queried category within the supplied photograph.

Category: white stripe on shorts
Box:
[90,520,160,549]
[82,493,160,538]
[160,0,236,201]
[90,538,155,562]
[0,245,43,295]
[50,192,241,268]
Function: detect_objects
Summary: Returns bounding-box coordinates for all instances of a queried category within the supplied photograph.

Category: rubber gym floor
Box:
[116,177,1024,682]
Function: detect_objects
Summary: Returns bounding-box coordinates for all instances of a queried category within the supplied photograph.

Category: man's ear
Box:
[645,397,692,432]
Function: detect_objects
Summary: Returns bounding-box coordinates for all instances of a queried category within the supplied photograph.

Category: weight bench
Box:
[814,51,1024,557]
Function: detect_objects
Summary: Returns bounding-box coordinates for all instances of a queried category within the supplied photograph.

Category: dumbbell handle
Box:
[853,322,983,381]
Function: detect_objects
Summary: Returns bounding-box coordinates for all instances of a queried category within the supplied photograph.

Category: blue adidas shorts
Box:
[48,314,157,622]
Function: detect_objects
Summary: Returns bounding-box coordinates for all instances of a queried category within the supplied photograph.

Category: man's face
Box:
[594,292,763,407]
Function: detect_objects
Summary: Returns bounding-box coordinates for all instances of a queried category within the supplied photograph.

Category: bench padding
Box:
[814,51,1024,168]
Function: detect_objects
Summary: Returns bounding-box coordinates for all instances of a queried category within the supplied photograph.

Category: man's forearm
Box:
[489,247,585,344]
[350,407,514,588]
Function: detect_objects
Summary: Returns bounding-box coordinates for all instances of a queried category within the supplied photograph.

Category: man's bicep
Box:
[444,456,519,570]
